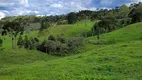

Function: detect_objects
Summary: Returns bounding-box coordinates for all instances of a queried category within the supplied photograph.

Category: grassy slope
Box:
[0,22,142,80]
[88,22,142,42]
[38,20,96,40]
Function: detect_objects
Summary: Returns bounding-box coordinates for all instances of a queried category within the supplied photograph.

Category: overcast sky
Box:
[0,0,142,19]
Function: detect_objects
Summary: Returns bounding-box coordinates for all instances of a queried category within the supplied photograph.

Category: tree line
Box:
[0,2,142,55]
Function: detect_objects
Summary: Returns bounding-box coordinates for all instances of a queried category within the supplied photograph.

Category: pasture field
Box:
[0,22,142,80]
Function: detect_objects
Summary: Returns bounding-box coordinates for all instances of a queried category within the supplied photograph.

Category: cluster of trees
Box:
[16,35,84,56]
[129,3,142,23]
[17,35,39,49]
[0,18,28,49]
[40,19,51,31]
[91,2,142,41]
[1,2,141,26]
[38,35,84,56]
[43,15,67,25]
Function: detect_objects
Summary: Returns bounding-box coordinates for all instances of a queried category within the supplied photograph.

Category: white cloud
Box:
[133,0,142,2]
[20,0,29,7]
[125,0,142,6]
[0,0,142,17]
[50,3,63,8]
[0,12,5,19]
[89,7,97,11]
[34,11,39,14]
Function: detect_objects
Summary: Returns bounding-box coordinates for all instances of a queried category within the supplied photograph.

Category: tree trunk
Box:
[97,34,100,43]
[14,36,17,49]
[97,26,100,43]
[85,18,87,38]
[92,27,95,36]
[12,35,15,49]
[46,48,47,53]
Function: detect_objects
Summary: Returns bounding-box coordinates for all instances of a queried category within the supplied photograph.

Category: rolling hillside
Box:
[88,22,142,42]
[0,22,142,80]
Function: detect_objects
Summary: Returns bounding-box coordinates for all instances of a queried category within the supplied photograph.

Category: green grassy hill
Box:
[88,22,142,42]
[0,22,142,80]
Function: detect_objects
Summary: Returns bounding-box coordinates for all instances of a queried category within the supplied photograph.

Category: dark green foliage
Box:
[40,20,51,31]
[17,35,24,48]
[39,40,57,53]
[23,36,31,49]
[92,17,117,41]
[38,36,84,56]
[57,35,67,43]
[129,3,142,23]
[117,5,130,19]
[30,37,40,49]
[67,37,84,50]
[48,35,56,41]
[118,18,132,27]
[23,36,39,50]
[1,18,29,49]
[77,10,93,20]
[44,15,66,23]
[91,13,99,21]
[99,17,117,32]
[56,42,69,54]
[67,12,77,24]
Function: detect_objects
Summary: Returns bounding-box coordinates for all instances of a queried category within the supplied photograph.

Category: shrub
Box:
[48,35,56,41]
[24,36,30,49]
[39,40,57,53]
[37,36,84,56]
[30,37,39,49]
[57,35,67,43]
[56,41,69,54]
[17,35,24,48]
[23,36,39,50]
[67,37,84,50]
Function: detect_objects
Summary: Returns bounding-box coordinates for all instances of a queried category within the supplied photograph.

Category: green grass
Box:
[0,22,142,80]
[0,49,59,68]
[0,40,141,80]
[38,20,96,40]
[88,22,142,43]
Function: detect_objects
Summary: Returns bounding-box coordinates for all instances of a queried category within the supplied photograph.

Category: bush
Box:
[48,35,56,41]
[57,35,67,43]
[39,40,57,53]
[23,36,39,50]
[67,37,84,50]
[38,36,84,56]
[17,35,24,48]
[56,41,69,54]
[24,36,31,49]
[30,37,40,49]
